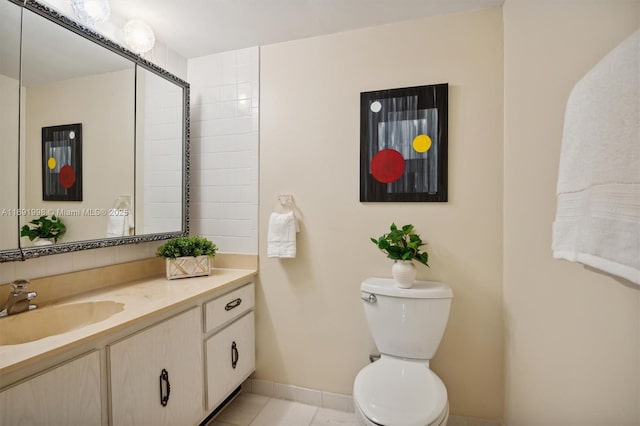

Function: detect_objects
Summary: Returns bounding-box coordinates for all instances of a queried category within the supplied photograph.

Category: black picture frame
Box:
[360,83,448,202]
[42,123,83,201]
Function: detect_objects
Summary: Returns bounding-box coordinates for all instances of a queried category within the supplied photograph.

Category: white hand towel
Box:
[552,29,640,285]
[106,209,134,237]
[106,213,127,237]
[267,211,298,258]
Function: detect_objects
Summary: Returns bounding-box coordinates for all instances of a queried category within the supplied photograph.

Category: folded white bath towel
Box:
[552,29,640,285]
[267,211,298,258]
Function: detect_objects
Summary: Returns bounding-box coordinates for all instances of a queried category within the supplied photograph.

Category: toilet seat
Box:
[353,357,448,426]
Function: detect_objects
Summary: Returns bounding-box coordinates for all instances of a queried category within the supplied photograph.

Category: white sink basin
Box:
[0,301,124,346]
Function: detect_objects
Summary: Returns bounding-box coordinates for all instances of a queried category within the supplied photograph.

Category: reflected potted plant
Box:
[20,215,67,246]
[156,236,218,280]
[371,223,429,288]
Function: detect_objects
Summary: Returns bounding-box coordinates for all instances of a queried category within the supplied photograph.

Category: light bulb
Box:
[122,20,156,54]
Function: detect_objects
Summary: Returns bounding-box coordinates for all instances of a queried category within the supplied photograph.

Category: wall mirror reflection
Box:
[135,67,185,236]
[20,7,136,246]
[0,0,189,262]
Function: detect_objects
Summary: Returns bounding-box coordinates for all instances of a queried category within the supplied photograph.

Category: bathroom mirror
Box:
[0,0,190,262]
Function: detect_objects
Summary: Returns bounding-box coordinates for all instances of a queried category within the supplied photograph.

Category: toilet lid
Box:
[354,357,447,426]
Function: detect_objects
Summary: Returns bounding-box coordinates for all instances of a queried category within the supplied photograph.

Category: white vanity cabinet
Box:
[108,307,204,426]
[0,272,257,426]
[204,283,255,410]
[0,351,102,426]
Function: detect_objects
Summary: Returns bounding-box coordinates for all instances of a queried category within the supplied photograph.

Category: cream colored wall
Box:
[503,1,640,424]
[23,69,135,245]
[259,7,504,420]
[0,74,20,250]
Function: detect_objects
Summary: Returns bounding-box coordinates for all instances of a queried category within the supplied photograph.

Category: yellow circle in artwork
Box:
[413,134,432,153]
[47,157,57,170]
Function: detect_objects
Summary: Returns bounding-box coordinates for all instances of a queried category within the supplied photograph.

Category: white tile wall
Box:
[188,47,259,254]
[140,70,184,235]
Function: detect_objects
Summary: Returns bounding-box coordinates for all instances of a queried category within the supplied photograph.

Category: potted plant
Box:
[371,223,429,288]
[20,215,67,246]
[156,236,218,280]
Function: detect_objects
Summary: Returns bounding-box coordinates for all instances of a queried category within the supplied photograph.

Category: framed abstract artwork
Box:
[42,123,83,201]
[360,84,448,202]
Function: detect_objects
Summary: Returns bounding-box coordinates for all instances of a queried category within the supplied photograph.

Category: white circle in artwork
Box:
[370,101,382,113]
[69,131,75,139]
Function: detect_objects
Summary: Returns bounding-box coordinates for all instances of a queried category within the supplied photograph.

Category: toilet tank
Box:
[361,278,453,360]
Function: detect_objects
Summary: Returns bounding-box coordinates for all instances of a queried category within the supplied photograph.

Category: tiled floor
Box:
[208,392,360,426]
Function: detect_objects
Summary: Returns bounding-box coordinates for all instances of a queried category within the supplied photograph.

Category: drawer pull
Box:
[225,298,242,311]
[159,369,171,407]
[231,341,239,369]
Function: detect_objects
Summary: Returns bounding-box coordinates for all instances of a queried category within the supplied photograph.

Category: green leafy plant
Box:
[20,215,67,243]
[370,223,429,267]
[156,236,218,259]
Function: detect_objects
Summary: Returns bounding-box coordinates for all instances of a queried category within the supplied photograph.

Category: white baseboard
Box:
[447,415,502,426]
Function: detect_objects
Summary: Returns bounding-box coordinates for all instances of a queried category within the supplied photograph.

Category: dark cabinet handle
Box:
[159,369,171,407]
[225,298,242,311]
[231,341,239,369]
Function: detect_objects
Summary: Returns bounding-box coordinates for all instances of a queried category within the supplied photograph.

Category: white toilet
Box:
[353,277,453,426]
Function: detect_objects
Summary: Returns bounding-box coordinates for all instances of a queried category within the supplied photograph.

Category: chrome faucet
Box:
[0,279,38,317]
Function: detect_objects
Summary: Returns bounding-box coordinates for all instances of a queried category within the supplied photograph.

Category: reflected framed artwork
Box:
[42,123,83,201]
[360,84,448,202]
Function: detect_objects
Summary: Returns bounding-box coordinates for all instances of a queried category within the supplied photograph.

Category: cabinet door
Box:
[0,351,101,426]
[205,311,255,410]
[109,307,203,426]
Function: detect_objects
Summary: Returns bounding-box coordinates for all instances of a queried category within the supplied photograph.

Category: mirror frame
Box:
[0,0,190,262]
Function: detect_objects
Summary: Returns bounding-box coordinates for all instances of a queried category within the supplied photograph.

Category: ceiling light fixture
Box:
[122,20,156,55]
[70,0,110,26]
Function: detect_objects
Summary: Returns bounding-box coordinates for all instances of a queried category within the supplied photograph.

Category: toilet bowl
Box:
[354,357,449,426]
[353,278,453,426]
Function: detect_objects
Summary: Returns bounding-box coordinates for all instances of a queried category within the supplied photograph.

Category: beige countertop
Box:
[0,268,256,377]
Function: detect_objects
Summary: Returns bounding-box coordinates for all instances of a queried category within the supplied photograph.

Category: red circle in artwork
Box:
[371,149,405,183]
[59,165,76,189]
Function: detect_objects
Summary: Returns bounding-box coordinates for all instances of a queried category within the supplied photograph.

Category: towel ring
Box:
[113,194,132,209]
[277,194,293,205]
[275,194,295,213]
[272,194,301,232]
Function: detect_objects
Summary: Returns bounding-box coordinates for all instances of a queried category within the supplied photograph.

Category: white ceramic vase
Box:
[33,238,53,246]
[391,260,417,288]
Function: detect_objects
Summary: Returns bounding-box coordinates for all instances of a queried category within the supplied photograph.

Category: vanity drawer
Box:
[204,283,254,333]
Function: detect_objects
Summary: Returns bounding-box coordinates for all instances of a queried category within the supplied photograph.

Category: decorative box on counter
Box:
[166,255,211,279]
[156,236,218,280]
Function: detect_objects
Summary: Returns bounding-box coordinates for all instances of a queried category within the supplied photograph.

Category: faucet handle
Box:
[11,279,30,293]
